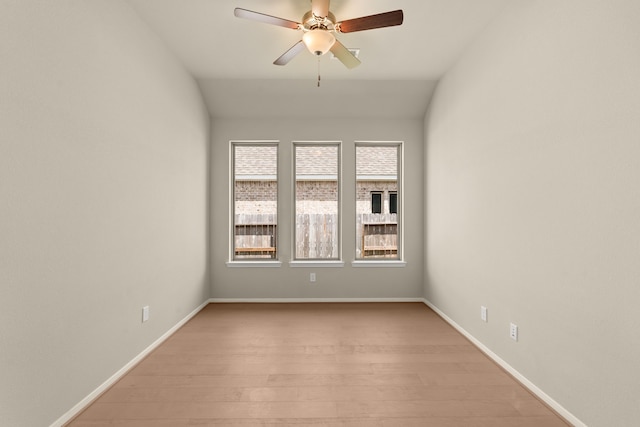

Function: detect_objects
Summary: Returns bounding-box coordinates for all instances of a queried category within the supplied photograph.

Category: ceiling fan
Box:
[234,0,403,69]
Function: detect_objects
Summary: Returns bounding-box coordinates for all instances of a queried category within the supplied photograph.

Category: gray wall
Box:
[0,1,210,425]
[210,118,424,299]
[424,1,640,425]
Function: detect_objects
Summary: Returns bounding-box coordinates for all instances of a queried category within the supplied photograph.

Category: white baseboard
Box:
[422,299,585,427]
[209,297,425,303]
[50,299,210,427]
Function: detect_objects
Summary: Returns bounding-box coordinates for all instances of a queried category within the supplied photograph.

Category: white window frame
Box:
[290,141,343,267]
[227,141,282,268]
[352,141,405,268]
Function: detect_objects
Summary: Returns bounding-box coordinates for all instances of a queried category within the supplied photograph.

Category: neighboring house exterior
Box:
[234,145,277,215]
[235,145,398,216]
[355,146,398,215]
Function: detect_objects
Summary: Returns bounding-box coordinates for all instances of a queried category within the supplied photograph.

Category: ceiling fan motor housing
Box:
[302,11,336,31]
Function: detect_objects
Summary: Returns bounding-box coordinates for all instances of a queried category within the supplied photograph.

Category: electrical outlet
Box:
[510,323,518,341]
[481,306,488,322]
[310,273,316,283]
[142,306,150,323]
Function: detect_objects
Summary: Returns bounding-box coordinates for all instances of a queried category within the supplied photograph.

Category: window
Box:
[389,192,398,214]
[231,142,278,261]
[356,143,401,260]
[371,192,382,214]
[294,143,340,260]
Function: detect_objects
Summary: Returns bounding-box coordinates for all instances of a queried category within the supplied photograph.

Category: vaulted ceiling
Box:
[127,0,509,118]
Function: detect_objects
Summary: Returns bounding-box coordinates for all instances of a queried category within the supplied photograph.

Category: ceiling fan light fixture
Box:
[302,29,336,56]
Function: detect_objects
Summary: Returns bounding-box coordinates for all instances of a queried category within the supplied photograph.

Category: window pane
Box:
[389,192,398,214]
[371,192,382,214]
[295,144,340,259]
[233,144,277,260]
[356,145,399,260]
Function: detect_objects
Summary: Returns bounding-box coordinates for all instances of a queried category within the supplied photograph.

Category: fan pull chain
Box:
[317,57,321,87]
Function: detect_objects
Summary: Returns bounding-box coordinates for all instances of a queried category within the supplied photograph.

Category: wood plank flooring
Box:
[67,303,570,426]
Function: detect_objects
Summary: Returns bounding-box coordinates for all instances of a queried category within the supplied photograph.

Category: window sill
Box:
[351,260,407,268]
[226,261,282,268]
[289,261,345,268]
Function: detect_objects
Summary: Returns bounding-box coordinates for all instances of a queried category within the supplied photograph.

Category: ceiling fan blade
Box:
[274,40,307,66]
[330,39,361,69]
[311,0,330,18]
[337,10,403,33]
[234,8,300,30]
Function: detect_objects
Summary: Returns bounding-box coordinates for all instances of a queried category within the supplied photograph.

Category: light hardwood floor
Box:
[67,303,570,426]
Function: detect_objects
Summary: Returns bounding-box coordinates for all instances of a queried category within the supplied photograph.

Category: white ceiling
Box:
[127,0,509,118]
